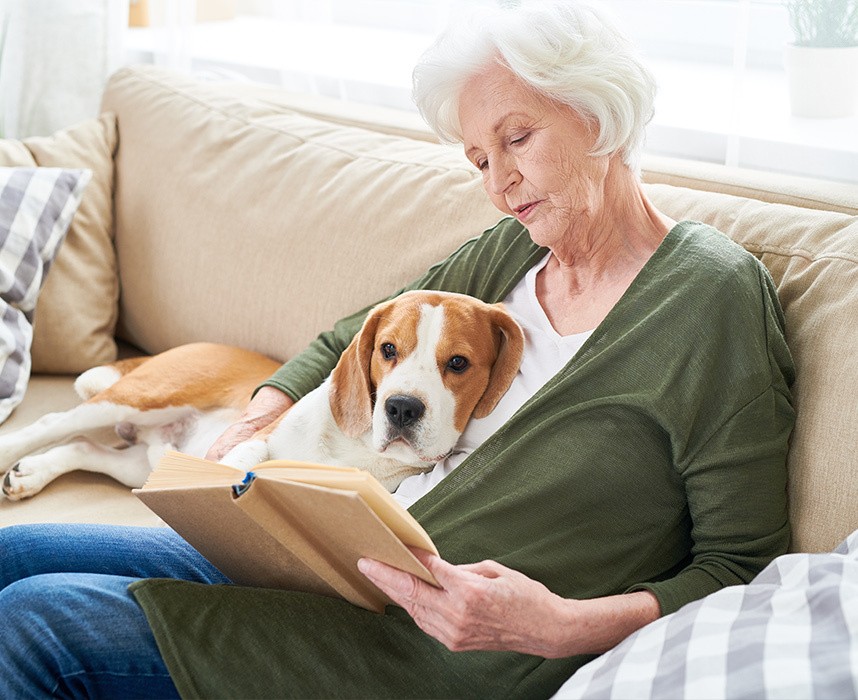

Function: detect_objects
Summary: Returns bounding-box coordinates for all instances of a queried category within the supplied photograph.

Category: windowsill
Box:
[125,17,858,184]
[647,58,858,184]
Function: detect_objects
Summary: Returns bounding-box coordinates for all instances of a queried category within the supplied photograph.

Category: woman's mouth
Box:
[514,200,542,222]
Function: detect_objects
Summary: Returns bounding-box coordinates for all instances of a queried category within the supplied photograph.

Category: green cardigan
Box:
[131,219,795,699]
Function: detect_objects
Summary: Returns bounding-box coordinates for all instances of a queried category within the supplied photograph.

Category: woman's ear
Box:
[473,305,525,419]
[329,301,390,437]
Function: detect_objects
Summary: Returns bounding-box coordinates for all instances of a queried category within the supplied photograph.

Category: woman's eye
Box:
[447,356,469,373]
[477,158,488,171]
[381,343,397,360]
[510,132,530,146]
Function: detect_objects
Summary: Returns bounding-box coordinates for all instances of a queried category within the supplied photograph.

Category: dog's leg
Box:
[219,439,271,471]
[0,402,193,473]
[2,440,152,500]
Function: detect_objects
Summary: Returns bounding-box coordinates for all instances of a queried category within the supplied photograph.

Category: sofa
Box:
[0,63,857,692]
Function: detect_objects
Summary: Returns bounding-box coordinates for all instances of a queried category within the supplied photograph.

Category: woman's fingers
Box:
[357,557,428,603]
[359,553,518,652]
[406,547,514,581]
[407,547,485,588]
[359,556,466,623]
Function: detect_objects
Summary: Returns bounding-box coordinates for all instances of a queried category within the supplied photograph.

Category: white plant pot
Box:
[784,44,858,118]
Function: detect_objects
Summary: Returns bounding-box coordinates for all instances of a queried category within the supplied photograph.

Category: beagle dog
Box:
[0,291,524,499]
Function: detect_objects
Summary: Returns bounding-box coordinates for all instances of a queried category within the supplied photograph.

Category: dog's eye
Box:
[381,343,397,360]
[447,356,469,373]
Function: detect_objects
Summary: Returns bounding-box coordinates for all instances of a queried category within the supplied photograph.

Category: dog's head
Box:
[329,290,524,465]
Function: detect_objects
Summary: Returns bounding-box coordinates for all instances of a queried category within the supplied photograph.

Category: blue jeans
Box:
[0,523,230,698]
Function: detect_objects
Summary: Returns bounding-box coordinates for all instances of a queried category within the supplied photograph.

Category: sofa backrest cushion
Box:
[102,66,857,554]
[100,67,501,363]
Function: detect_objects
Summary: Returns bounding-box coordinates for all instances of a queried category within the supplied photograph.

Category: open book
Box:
[134,451,439,613]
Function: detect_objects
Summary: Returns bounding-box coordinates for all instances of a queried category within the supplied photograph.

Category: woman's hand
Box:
[358,548,577,657]
[358,548,660,658]
[205,386,294,461]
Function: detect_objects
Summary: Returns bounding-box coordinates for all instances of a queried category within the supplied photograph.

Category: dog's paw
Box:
[2,461,50,501]
[220,440,270,472]
[0,437,25,474]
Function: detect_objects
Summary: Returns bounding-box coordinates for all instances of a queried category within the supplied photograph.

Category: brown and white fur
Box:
[0,291,524,499]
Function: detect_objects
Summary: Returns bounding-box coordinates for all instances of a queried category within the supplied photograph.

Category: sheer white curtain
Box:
[126,0,858,183]
[0,0,129,138]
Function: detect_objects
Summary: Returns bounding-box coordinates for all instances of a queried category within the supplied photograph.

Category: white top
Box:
[393,253,594,508]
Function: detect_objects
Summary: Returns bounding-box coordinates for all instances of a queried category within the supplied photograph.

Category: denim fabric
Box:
[0,523,229,698]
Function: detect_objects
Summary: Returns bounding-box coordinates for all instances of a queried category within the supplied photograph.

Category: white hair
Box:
[412,0,657,170]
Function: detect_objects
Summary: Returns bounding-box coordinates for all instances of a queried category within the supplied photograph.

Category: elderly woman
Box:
[0,1,794,697]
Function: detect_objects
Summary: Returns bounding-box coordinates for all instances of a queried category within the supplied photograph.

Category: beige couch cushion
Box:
[101,67,502,362]
[642,156,858,216]
[648,184,858,553]
[0,115,120,373]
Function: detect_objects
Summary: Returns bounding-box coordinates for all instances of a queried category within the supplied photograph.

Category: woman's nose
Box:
[487,154,520,195]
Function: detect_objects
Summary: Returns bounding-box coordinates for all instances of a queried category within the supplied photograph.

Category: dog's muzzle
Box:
[384,394,425,432]
[379,394,449,463]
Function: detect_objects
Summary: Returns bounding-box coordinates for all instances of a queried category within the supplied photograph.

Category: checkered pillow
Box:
[0,167,91,424]
[554,529,858,699]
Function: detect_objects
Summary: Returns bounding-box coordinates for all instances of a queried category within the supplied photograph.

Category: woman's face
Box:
[458,63,612,250]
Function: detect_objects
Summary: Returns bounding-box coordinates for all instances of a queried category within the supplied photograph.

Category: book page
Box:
[139,451,246,490]
[139,453,357,490]
[256,459,358,474]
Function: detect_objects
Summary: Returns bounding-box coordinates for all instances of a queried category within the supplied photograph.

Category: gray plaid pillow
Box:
[555,529,858,699]
[0,167,91,423]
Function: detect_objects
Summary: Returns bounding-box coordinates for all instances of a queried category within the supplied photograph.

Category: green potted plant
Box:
[784,0,858,117]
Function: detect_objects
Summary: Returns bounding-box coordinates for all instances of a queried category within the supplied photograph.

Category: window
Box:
[125,0,858,183]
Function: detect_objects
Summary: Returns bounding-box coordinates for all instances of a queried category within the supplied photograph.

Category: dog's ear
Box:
[329,301,390,437]
[473,305,525,419]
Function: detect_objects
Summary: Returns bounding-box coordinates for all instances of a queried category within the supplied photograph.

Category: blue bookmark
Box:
[231,471,256,498]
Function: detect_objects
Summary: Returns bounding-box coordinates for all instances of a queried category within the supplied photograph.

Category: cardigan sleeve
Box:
[627,384,794,614]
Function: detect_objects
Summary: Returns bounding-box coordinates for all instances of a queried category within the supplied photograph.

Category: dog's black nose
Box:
[385,395,425,429]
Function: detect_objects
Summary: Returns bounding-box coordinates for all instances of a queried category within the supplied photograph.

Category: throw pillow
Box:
[553,528,858,699]
[0,114,119,373]
[0,167,91,424]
